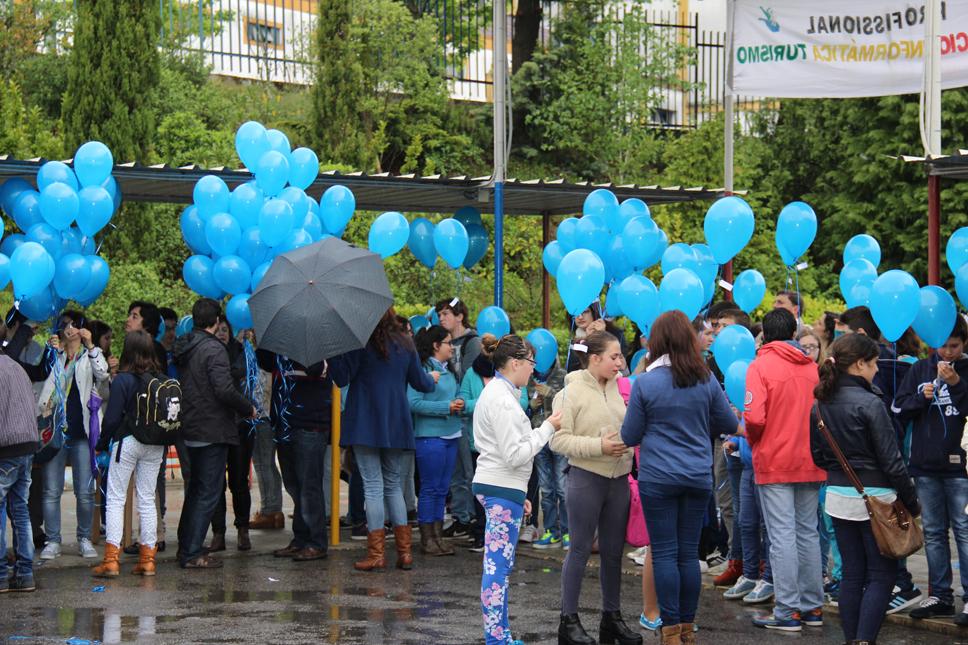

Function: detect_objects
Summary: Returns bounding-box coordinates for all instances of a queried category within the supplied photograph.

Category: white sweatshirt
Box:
[472,375,555,495]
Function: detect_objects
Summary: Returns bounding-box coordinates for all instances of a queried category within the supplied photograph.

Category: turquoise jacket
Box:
[407,358,462,439]
[459,369,530,452]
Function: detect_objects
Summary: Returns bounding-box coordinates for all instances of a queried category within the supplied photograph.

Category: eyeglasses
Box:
[802,344,820,352]
[516,356,536,366]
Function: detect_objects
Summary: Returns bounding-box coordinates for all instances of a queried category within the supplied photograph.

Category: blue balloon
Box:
[629,349,648,372]
[0,253,8,289]
[775,228,797,267]
[618,274,660,330]
[712,324,756,370]
[39,182,78,230]
[10,241,55,298]
[661,243,697,275]
[659,268,704,320]
[251,261,272,292]
[38,161,78,192]
[613,198,649,236]
[180,205,211,255]
[604,283,623,317]
[213,255,252,295]
[426,307,440,326]
[229,182,265,230]
[839,258,878,308]
[843,234,881,268]
[433,218,469,269]
[289,147,319,190]
[542,241,565,278]
[957,264,968,311]
[703,196,755,264]
[621,216,661,270]
[235,121,270,170]
[1,233,25,258]
[947,227,968,275]
[463,223,488,269]
[276,228,313,254]
[556,217,579,253]
[75,186,113,237]
[60,227,83,257]
[75,255,110,305]
[279,186,309,224]
[238,227,271,268]
[175,315,194,337]
[266,129,292,163]
[690,243,718,305]
[258,199,294,247]
[776,201,817,262]
[526,328,559,373]
[17,285,57,321]
[320,185,355,236]
[205,213,242,256]
[194,175,230,219]
[368,211,409,259]
[409,315,431,333]
[582,189,619,222]
[575,215,610,259]
[303,211,324,242]
[307,195,319,216]
[53,253,91,299]
[73,141,113,188]
[651,229,669,267]
[869,270,920,342]
[725,360,750,411]
[254,150,290,197]
[226,293,254,330]
[455,206,483,228]
[557,249,606,316]
[913,286,957,349]
[27,222,63,261]
[0,178,32,216]
[408,217,437,268]
[733,269,766,314]
[12,190,43,232]
[603,235,633,283]
[477,306,511,338]
[183,255,221,298]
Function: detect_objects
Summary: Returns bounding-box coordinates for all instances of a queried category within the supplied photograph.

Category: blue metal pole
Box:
[494,181,504,307]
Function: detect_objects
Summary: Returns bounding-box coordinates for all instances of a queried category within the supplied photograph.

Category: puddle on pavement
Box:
[8,608,179,644]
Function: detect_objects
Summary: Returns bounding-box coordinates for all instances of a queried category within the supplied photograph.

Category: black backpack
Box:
[127,373,182,447]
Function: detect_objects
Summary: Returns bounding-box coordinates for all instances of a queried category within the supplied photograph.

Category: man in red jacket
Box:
[745,308,826,632]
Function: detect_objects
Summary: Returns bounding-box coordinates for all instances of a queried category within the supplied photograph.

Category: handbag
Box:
[814,404,923,559]
[35,409,64,465]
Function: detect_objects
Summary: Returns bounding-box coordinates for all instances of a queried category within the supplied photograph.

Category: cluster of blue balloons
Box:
[406,207,489,271]
[0,141,118,319]
[181,121,342,330]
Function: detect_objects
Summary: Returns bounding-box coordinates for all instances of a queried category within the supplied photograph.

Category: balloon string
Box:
[561,317,577,408]
[456,268,462,297]
[243,340,264,436]
[794,266,802,327]
[273,354,295,444]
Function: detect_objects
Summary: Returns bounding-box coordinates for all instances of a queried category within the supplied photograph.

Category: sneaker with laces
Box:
[518,525,538,543]
[350,523,368,540]
[532,530,561,549]
[743,580,775,604]
[799,609,823,626]
[79,538,98,559]
[40,542,61,560]
[9,576,35,592]
[638,613,662,631]
[468,536,485,552]
[752,614,801,632]
[562,534,570,550]
[706,553,727,569]
[885,586,923,615]
[909,596,955,619]
[723,576,757,600]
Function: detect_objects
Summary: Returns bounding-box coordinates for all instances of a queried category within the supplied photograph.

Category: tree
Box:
[61,1,161,162]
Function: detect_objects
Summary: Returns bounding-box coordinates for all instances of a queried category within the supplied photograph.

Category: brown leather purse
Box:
[815,405,923,560]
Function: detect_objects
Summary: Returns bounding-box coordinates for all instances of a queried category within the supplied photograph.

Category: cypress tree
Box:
[312,0,368,168]
[62,1,160,163]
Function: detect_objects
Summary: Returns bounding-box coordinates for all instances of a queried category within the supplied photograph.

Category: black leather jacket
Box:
[810,374,920,516]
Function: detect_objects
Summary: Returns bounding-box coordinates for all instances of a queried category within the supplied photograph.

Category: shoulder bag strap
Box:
[814,403,867,498]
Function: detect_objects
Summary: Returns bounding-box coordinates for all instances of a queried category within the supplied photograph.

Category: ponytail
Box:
[814,333,879,401]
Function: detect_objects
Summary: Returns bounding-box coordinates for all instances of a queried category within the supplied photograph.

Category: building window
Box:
[246,20,283,49]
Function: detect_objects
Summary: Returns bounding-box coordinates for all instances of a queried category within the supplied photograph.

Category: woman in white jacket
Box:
[37,311,109,560]
[473,334,561,645]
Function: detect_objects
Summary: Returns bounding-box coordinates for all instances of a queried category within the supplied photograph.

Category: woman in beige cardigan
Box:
[551,330,640,645]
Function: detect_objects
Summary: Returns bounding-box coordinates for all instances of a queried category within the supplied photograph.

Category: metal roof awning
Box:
[898,150,968,179]
[0,156,732,216]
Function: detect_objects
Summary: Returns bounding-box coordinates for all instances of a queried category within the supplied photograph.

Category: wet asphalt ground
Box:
[4,541,966,645]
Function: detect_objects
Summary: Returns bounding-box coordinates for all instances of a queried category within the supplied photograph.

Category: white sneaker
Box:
[79,538,98,559]
[40,542,61,560]
[631,546,649,566]
[699,559,709,574]
[518,525,538,543]
[627,545,648,561]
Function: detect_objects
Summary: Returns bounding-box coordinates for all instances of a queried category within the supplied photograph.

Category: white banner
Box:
[730,0,968,97]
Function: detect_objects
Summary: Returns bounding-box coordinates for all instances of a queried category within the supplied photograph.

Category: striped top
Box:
[0,354,39,448]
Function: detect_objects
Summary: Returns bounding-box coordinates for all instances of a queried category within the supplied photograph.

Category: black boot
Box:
[558,614,596,645]
[599,611,643,645]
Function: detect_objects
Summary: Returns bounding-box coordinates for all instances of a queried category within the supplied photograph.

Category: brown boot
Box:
[679,624,696,645]
[249,512,276,530]
[432,521,455,556]
[660,624,682,645]
[353,530,386,571]
[237,528,251,551]
[131,544,157,576]
[393,525,413,570]
[419,524,442,555]
[273,512,285,529]
[204,532,226,553]
[92,543,121,578]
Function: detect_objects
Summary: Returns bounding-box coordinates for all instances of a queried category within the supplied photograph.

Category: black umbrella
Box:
[248,238,394,367]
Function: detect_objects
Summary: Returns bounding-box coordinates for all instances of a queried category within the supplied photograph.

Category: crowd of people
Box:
[1,290,967,645]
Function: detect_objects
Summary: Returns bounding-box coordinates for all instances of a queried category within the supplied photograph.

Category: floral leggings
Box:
[478,494,524,645]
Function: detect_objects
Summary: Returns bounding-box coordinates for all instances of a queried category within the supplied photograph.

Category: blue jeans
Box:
[535,445,568,538]
[42,437,94,543]
[726,454,744,560]
[354,446,407,530]
[291,430,328,550]
[639,481,709,625]
[478,494,524,645]
[833,517,897,642]
[177,444,229,564]
[448,429,475,524]
[739,468,772,582]
[818,485,842,581]
[415,437,458,525]
[915,476,968,604]
[759,482,825,619]
[0,455,34,581]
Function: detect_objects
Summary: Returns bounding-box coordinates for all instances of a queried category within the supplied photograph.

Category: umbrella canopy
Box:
[248,238,394,367]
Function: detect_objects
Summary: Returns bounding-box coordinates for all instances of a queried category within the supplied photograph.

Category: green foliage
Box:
[0,78,63,158]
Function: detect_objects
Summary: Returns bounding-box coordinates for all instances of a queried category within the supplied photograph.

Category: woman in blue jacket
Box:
[409,325,464,556]
[329,308,437,572]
